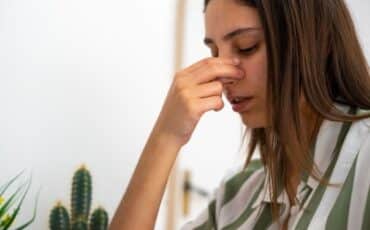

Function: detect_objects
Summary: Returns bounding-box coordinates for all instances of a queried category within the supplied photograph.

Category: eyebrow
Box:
[203,27,261,45]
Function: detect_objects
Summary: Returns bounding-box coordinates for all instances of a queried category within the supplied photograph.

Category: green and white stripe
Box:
[181,104,370,230]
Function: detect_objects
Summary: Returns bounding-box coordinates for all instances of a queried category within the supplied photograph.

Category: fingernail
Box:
[233,58,240,65]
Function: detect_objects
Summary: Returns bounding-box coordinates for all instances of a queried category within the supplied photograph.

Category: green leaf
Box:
[13,187,40,230]
[0,170,24,196]
[2,175,32,230]
[0,182,27,218]
[0,171,25,196]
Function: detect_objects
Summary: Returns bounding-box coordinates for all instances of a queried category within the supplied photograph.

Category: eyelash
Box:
[238,45,257,55]
[210,44,258,57]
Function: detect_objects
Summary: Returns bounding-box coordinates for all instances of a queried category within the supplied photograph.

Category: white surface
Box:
[0,0,175,229]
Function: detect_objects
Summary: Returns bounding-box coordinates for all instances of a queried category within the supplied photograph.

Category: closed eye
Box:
[239,45,257,55]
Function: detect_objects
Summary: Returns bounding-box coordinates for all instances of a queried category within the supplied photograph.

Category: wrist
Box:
[149,127,184,152]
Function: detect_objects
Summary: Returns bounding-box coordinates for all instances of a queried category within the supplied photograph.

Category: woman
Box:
[110,0,370,229]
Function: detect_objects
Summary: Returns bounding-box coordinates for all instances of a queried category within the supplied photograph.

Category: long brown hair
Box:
[204,0,370,226]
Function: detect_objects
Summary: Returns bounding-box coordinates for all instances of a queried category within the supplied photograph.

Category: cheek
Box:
[247,46,267,89]
[241,55,268,93]
[239,49,269,127]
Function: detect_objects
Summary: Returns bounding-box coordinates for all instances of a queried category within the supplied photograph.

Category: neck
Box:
[288,99,323,204]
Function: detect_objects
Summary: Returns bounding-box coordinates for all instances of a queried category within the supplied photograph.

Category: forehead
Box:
[204,0,261,39]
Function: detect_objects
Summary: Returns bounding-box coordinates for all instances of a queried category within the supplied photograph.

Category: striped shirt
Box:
[181,103,370,230]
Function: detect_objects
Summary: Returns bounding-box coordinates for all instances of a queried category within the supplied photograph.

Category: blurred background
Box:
[0,0,369,229]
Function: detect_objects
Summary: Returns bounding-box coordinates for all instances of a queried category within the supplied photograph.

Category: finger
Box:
[197,96,224,114]
[185,57,238,74]
[194,80,223,98]
[216,77,240,84]
[192,63,244,84]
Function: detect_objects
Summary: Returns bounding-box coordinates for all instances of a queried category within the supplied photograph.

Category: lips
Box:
[230,97,251,104]
[227,95,253,104]
[231,97,254,112]
[225,94,254,112]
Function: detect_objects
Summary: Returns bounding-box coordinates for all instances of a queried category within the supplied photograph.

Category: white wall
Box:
[347,0,370,61]
[0,0,369,229]
[0,0,175,229]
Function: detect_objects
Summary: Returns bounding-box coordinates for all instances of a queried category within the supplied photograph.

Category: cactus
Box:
[71,165,92,223]
[49,202,70,230]
[71,217,87,230]
[89,207,109,230]
[49,165,109,230]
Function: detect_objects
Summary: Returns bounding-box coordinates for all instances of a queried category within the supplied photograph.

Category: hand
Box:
[152,57,244,146]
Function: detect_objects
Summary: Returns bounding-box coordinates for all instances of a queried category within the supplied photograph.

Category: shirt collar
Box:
[251,170,312,209]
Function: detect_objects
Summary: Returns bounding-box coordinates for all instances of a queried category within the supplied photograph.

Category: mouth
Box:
[230,96,252,104]
[229,96,254,112]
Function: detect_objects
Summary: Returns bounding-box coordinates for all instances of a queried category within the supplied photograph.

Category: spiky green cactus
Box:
[49,165,109,230]
[71,165,92,223]
[71,217,87,230]
[49,202,70,230]
[89,207,109,230]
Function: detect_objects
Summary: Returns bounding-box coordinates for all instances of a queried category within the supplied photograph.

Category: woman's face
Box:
[204,0,268,128]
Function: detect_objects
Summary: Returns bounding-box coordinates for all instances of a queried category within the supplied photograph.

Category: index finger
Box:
[192,63,244,84]
[185,57,240,73]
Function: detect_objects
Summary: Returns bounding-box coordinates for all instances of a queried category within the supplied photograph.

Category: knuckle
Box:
[215,97,224,109]
[204,57,213,66]
[174,78,186,91]
[209,64,219,73]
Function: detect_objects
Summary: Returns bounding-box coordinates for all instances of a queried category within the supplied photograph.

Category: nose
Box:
[216,49,242,86]
[215,59,243,85]
[219,77,240,97]
[217,65,243,94]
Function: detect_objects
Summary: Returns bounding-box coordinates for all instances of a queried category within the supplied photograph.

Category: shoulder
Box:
[357,107,370,129]
[330,103,370,153]
[332,104,370,175]
[216,159,265,207]
[326,103,370,136]
[220,159,264,187]
[333,102,370,129]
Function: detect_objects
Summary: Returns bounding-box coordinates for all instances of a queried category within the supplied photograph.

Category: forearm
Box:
[110,129,183,230]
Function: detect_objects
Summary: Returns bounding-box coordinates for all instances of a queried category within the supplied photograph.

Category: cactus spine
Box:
[89,207,109,230]
[49,202,70,230]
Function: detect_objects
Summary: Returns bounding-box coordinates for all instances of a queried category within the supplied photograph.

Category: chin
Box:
[240,113,267,128]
